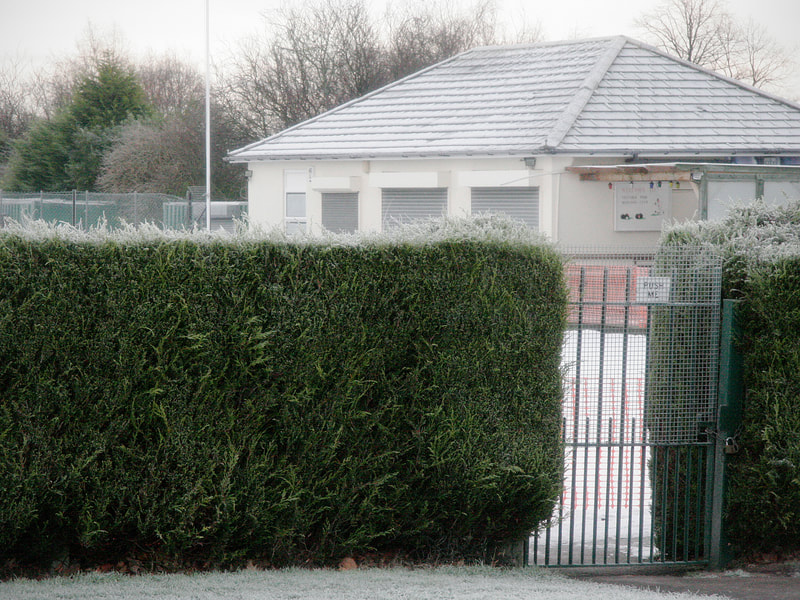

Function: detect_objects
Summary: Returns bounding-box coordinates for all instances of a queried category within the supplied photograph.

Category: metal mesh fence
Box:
[644,246,723,446]
[532,246,722,567]
[0,191,247,232]
[562,246,722,447]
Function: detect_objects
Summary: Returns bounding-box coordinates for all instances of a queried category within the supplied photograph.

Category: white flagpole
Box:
[205,0,211,231]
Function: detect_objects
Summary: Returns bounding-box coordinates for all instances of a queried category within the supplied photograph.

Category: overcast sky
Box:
[1,0,798,100]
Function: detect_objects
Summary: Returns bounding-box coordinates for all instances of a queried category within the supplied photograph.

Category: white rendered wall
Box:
[246,157,550,236]
[245,155,707,243]
[555,158,701,246]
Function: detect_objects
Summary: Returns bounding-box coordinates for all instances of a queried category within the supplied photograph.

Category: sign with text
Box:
[636,276,672,304]
[614,182,671,231]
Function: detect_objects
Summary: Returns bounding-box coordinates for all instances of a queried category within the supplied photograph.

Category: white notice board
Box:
[614,182,671,231]
[636,277,672,304]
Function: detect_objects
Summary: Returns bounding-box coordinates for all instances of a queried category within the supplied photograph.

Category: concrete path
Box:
[569,563,800,600]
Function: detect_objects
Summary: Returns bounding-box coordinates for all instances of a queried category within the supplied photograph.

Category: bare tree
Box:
[637,0,727,66]
[27,68,73,120]
[219,0,506,140]
[28,25,133,119]
[98,116,195,195]
[137,53,204,116]
[385,0,498,80]
[636,0,793,91]
[731,19,792,89]
[501,20,544,46]
[217,38,282,141]
[0,59,36,158]
[99,100,246,198]
[218,0,386,139]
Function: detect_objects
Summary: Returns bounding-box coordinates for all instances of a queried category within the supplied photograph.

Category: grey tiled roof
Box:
[228,36,800,162]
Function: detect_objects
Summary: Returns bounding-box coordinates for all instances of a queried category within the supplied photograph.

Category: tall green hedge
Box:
[0,220,566,567]
[725,257,800,551]
[660,201,800,556]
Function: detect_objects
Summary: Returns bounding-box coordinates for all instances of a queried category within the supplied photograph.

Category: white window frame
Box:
[284,170,308,234]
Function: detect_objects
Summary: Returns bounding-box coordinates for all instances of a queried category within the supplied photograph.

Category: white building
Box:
[228,36,800,244]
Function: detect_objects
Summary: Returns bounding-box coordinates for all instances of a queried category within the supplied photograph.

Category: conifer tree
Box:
[70,55,150,130]
[4,55,150,192]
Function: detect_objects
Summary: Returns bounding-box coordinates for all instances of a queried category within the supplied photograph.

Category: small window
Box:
[382,188,447,230]
[285,170,307,233]
[286,192,306,218]
[322,192,358,233]
[471,187,539,229]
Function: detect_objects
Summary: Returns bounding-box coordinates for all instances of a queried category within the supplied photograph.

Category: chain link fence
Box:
[0,190,247,233]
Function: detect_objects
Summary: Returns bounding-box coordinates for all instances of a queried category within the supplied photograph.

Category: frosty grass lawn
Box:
[0,566,729,600]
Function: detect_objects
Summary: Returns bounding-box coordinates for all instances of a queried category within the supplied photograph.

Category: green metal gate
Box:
[530,246,727,567]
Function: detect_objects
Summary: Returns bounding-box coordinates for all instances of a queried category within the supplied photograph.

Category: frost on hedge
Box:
[662,199,800,295]
[661,198,800,555]
[0,213,549,250]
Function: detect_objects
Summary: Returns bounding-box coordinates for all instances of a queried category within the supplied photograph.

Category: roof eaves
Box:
[230,148,543,162]
[548,146,800,157]
[543,36,627,151]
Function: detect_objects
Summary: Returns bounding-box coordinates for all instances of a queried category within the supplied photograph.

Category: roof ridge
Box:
[544,36,627,151]
[467,34,629,53]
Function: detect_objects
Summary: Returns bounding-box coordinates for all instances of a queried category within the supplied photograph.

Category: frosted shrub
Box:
[660,198,800,556]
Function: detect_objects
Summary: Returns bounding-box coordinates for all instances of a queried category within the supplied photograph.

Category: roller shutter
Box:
[382,188,447,229]
[321,192,359,233]
[471,187,539,229]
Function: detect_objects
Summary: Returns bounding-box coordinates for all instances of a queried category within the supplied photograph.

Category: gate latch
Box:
[724,437,740,455]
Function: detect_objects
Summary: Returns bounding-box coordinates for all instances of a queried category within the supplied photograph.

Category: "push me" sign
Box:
[635,276,671,304]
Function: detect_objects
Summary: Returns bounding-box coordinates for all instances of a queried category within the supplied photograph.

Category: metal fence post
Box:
[72,190,77,226]
[710,299,744,569]
[187,189,193,229]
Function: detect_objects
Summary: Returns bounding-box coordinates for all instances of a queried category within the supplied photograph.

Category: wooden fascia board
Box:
[569,163,800,182]
[567,166,692,182]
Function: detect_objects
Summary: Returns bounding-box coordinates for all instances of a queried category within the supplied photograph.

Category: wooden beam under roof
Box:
[566,162,800,182]
[566,164,693,181]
